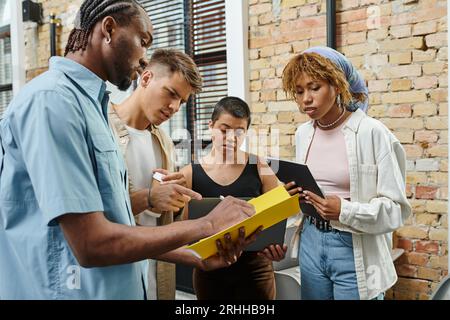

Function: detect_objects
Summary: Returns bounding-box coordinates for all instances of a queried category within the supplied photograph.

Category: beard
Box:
[116,74,133,91]
[110,36,137,91]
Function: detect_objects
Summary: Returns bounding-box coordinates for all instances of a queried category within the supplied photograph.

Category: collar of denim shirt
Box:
[49,56,108,106]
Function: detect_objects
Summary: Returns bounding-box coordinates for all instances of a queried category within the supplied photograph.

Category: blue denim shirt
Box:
[0,57,147,299]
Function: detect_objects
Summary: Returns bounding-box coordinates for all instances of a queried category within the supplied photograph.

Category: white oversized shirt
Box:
[293,109,412,300]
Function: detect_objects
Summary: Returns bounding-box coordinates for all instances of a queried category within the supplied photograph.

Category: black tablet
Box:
[188,198,287,252]
[267,158,323,220]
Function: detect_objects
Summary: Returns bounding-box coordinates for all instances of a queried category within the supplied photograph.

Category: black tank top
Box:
[190,155,275,300]
[192,155,263,198]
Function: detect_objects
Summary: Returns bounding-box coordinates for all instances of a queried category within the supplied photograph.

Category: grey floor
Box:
[175,290,197,300]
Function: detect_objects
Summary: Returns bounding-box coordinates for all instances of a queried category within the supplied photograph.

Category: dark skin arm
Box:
[258,244,288,262]
[58,196,255,268]
[156,226,262,271]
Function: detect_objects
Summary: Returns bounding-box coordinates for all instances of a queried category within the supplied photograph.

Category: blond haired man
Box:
[109,49,202,299]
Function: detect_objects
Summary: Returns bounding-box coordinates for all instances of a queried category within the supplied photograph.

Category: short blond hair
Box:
[148,49,203,94]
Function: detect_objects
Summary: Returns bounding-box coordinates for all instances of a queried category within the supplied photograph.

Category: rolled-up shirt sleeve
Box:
[12,90,103,225]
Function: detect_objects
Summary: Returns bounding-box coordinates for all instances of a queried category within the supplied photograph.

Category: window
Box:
[138,0,227,164]
[0,0,12,119]
[190,0,227,146]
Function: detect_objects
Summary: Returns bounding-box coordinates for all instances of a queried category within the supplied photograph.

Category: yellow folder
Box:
[185,185,300,259]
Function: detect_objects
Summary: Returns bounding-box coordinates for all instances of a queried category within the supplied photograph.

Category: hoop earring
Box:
[105,38,111,44]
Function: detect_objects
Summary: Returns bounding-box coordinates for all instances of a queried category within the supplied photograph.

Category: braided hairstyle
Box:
[64,0,144,56]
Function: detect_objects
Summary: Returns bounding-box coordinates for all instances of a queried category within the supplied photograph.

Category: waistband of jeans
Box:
[306,215,334,232]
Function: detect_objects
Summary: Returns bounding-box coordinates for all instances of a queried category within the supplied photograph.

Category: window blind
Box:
[190,0,227,146]
[139,0,187,138]
[138,0,227,163]
[0,25,12,119]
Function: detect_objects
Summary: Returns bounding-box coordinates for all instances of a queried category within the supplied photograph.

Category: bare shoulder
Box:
[255,155,269,169]
[253,154,280,192]
[180,164,193,189]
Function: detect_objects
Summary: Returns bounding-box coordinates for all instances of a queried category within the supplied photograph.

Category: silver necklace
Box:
[316,108,346,129]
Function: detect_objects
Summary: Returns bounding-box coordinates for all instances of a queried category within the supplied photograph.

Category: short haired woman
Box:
[180,96,291,299]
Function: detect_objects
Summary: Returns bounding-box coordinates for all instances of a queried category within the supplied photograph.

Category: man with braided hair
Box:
[65,0,151,90]
[0,0,256,299]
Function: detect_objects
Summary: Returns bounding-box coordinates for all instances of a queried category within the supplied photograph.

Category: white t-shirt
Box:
[125,125,162,300]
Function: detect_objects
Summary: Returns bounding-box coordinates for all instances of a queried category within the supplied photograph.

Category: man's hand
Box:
[199,226,262,271]
[201,196,255,236]
[153,168,187,187]
[303,190,341,221]
[150,183,201,212]
[149,169,194,212]
[258,244,287,262]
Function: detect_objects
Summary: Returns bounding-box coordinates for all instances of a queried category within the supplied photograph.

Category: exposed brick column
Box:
[249,0,447,300]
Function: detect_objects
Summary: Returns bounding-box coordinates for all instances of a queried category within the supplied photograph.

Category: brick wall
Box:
[249,0,448,300]
[24,0,81,80]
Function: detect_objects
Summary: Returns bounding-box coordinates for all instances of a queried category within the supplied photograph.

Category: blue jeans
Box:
[299,220,360,300]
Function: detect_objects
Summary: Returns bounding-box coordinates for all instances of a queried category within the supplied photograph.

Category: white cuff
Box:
[339,198,353,226]
[138,210,161,226]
